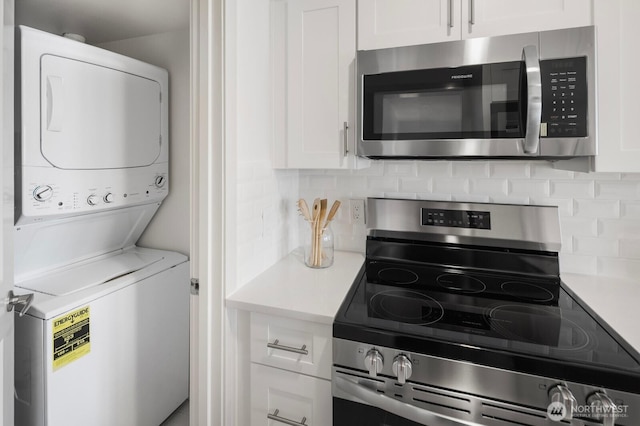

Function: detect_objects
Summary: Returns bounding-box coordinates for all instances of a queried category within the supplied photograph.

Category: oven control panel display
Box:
[421,208,491,229]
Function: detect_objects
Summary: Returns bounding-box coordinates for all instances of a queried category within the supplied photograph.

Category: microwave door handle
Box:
[522,45,542,155]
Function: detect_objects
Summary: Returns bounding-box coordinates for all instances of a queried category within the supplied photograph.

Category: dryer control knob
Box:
[104,193,114,203]
[364,349,383,378]
[87,194,99,206]
[33,185,53,202]
[154,175,166,188]
[392,354,413,384]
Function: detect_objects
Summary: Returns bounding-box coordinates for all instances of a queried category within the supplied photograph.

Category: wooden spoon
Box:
[297,199,311,222]
[323,200,341,230]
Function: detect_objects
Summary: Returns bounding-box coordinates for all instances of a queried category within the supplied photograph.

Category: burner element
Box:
[370,290,444,325]
[488,304,590,350]
[377,268,419,285]
[436,273,486,293]
[501,281,555,302]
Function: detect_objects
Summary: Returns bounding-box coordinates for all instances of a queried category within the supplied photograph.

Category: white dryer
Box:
[13,26,189,426]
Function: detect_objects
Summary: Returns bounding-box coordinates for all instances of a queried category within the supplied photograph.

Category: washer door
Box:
[40,54,162,169]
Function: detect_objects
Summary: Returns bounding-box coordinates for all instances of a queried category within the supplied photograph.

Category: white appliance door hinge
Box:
[190,278,199,295]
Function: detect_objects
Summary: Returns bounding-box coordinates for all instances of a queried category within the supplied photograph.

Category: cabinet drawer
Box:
[250,363,332,426]
[250,312,332,379]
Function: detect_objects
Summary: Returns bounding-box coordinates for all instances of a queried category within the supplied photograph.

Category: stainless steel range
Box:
[332,198,640,426]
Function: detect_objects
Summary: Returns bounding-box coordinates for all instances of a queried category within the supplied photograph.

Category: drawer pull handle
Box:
[268,409,307,426]
[267,339,309,355]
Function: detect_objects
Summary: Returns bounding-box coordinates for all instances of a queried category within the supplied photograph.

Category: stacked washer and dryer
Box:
[13,26,190,426]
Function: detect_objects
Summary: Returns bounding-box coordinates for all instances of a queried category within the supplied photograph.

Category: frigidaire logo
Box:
[451,74,473,79]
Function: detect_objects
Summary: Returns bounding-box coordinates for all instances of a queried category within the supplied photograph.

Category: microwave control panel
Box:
[540,57,588,138]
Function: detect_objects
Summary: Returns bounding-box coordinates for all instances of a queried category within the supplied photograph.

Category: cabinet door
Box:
[250,363,332,426]
[593,0,640,172]
[287,0,355,169]
[462,0,592,39]
[357,0,460,50]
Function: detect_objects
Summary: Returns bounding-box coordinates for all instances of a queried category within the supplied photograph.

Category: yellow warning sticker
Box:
[52,306,90,370]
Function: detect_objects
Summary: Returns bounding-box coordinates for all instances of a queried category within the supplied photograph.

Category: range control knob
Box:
[548,385,577,420]
[87,194,99,206]
[33,185,53,202]
[392,354,413,384]
[103,193,114,203]
[364,349,383,378]
[154,175,166,188]
[587,392,617,426]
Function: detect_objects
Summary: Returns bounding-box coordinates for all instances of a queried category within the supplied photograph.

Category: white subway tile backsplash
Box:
[560,217,598,237]
[595,181,639,199]
[530,163,574,179]
[368,176,399,192]
[550,180,594,198]
[573,199,620,218]
[621,201,640,217]
[469,179,508,197]
[452,162,489,178]
[619,239,640,259]
[559,253,598,275]
[417,161,453,178]
[383,161,418,177]
[289,160,640,282]
[400,178,432,193]
[573,236,619,257]
[489,161,530,178]
[432,178,469,195]
[509,180,549,198]
[307,175,338,191]
[599,219,640,239]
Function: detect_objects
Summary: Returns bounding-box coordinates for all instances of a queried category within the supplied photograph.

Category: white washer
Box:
[13,26,189,426]
[14,247,189,426]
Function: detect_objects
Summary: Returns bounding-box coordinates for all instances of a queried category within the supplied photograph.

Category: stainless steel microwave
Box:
[357,26,596,159]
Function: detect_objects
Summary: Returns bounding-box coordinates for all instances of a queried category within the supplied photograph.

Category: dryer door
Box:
[40,54,163,169]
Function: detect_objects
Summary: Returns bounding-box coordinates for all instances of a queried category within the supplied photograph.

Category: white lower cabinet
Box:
[249,312,333,426]
[250,363,332,426]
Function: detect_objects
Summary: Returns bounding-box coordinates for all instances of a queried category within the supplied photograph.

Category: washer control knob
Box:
[587,392,617,426]
[549,385,577,420]
[392,354,413,384]
[154,175,166,188]
[364,349,383,378]
[33,185,53,202]
[87,194,99,206]
[103,193,114,203]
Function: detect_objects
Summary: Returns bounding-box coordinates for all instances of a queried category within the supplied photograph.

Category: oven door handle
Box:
[522,45,542,155]
[334,375,481,426]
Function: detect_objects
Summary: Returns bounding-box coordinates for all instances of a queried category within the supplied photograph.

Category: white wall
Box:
[298,161,640,280]
[100,29,191,256]
[231,0,299,289]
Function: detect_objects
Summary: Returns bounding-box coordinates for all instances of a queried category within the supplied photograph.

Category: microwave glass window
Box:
[362,61,525,140]
[375,91,463,134]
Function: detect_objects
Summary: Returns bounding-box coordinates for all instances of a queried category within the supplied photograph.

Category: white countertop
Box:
[562,273,640,353]
[226,250,364,324]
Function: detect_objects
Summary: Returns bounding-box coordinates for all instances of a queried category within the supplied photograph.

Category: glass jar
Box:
[304,223,334,268]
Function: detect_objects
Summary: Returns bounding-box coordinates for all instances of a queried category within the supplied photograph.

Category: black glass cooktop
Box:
[334,259,640,394]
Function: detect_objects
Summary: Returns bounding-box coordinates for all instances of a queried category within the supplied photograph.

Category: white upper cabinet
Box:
[593,0,640,172]
[273,0,366,169]
[358,0,593,50]
[358,0,460,50]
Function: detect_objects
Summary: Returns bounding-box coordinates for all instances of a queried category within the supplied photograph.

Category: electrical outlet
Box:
[349,199,365,225]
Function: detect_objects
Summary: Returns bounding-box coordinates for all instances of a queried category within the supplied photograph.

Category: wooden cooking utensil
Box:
[323,200,341,230]
[297,199,311,222]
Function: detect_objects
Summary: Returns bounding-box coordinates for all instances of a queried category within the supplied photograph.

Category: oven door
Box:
[333,370,478,426]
